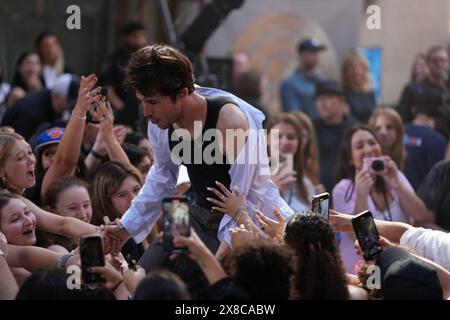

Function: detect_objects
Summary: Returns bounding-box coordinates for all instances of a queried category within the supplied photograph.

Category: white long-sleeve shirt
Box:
[121,85,294,244]
[400,227,450,271]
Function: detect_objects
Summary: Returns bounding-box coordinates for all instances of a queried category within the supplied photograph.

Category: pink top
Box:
[332,170,414,274]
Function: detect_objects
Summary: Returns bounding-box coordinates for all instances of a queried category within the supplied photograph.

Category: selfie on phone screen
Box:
[352,211,382,261]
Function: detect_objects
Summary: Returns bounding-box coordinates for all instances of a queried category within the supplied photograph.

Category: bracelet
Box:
[90,149,108,160]
[0,249,6,259]
[234,208,247,222]
[56,252,75,269]
[232,206,246,217]
[72,112,87,120]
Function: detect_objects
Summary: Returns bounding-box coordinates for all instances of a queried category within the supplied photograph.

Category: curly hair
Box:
[124,44,195,102]
[284,213,350,300]
[224,242,295,299]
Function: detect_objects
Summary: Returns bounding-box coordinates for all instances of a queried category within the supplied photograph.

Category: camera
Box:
[362,157,386,174]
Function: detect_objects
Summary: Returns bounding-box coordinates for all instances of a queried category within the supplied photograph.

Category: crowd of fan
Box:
[0,23,450,300]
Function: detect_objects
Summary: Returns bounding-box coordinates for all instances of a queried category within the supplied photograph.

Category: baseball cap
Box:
[297,38,326,53]
[315,80,344,97]
[35,127,65,152]
[51,74,80,102]
[375,247,443,300]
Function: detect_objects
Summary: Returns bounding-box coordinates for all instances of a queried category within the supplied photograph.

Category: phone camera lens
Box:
[371,160,384,172]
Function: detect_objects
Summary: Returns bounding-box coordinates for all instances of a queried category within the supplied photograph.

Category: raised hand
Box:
[75,74,102,114]
[355,169,374,197]
[229,223,256,249]
[173,228,213,263]
[207,181,247,219]
[271,161,297,192]
[256,207,286,240]
[381,156,400,189]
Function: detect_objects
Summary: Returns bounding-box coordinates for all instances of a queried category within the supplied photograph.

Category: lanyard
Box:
[370,190,393,222]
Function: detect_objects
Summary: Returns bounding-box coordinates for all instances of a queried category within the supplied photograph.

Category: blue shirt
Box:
[403,124,447,190]
[280,69,324,119]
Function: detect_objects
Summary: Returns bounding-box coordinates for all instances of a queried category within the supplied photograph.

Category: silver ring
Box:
[220,195,225,200]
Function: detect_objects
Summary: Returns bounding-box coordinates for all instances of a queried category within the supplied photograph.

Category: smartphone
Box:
[86,87,108,124]
[79,236,106,284]
[352,211,383,261]
[311,192,330,220]
[277,153,294,177]
[162,196,191,253]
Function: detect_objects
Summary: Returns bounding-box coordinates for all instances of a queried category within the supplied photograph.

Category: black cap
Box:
[315,80,343,97]
[375,247,443,300]
[297,38,326,53]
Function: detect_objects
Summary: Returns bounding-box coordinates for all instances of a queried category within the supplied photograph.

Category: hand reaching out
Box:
[229,223,256,249]
[328,209,355,233]
[256,207,286,240]
[172,228,213,263]
[102,217,130,255]
[207,181,247,219]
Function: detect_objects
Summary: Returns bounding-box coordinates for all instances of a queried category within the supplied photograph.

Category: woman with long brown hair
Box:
[91,160,148,261]
[333,124,431,273]
[292,111,324,193]
[267,113,315,212]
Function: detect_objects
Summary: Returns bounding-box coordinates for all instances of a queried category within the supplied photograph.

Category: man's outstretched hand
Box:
[103,217,131,255]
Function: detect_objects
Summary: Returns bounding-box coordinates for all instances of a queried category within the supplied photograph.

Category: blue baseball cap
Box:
[35,127,65,152]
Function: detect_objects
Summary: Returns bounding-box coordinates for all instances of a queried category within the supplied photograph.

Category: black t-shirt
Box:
[168,96,232,210]
[314,116,358,192]
[345,90,376,123]
[417,159,450,231]
[1,89,58,140]
[100,50,140,128]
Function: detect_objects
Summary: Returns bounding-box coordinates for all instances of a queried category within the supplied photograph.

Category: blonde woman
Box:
[342,51,376,123]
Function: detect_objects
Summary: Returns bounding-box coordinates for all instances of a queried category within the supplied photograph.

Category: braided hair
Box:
[284,213,350,300]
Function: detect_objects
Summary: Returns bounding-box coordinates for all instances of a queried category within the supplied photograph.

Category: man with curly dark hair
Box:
[105,44,294,255]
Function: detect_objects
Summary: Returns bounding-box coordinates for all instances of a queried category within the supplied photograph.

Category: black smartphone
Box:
[162,196,191,253]
[352,210,383,261]
[79,236,106,284]
[311,192,330,220]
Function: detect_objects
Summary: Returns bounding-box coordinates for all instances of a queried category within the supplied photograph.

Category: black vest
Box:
[168,96,233,209]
